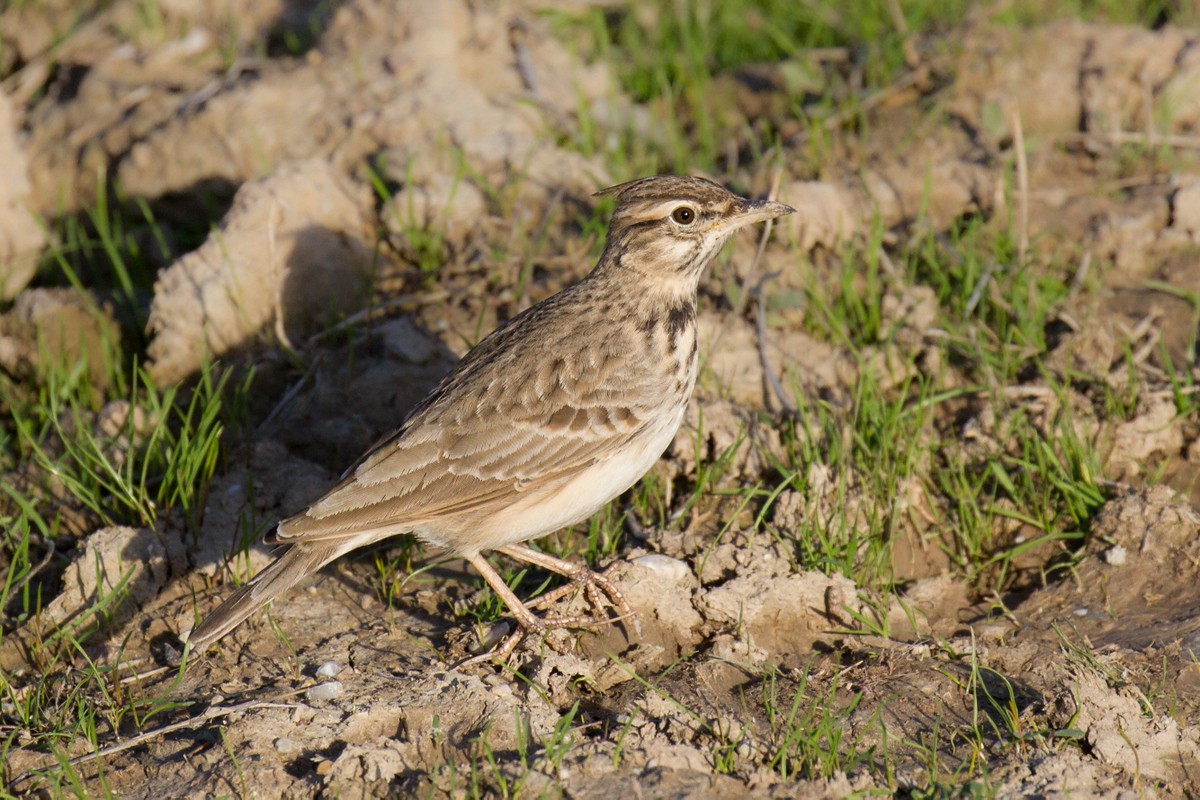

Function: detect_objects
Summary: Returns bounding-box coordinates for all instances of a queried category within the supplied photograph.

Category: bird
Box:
[183,175,794,664]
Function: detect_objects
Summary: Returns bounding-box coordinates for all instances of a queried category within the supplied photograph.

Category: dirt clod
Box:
[145,159,375,385]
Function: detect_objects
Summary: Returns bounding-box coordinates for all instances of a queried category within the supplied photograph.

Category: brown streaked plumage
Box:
[183,175,794,663]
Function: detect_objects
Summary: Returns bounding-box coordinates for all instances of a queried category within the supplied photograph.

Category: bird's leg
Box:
[458,551,591,665]
[497,545,642,637]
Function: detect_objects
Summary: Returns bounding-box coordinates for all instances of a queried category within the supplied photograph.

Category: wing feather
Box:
[269,280,674,545]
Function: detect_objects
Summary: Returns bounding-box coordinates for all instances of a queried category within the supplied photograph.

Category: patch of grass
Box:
[935,393,1105,591]
[757,666,873,781]
[758,210,1107,599]
[367,158,454,283]
[763,371,943,587]
[0,256,251,786]
[1052,624,1130,692]
[38,172,209,348]
[550,0,1186,178]
[0,360,242,783]
[907,222,1072,385]
[549,0,976,174]
[372,542,423,613]
[5,358,242,538]
[884,634,1097,796]
[1160,343,1200,416]
[465,702,581,798]
[0,639,188,793]
[807,223,890,349]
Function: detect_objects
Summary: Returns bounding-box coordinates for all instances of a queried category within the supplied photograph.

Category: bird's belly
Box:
[425,406,685,553]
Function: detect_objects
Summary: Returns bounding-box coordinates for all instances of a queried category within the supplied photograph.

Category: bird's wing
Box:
[269,290,667,544]
[270,400,656,543]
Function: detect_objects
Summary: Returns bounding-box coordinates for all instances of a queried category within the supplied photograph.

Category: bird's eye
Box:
[671,206,696,225]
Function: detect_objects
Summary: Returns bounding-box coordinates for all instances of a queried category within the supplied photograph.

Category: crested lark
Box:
[184,175,794,662]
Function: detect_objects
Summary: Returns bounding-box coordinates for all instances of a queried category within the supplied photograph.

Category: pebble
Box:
[631,553,690,581]
[315,661,341,679]
[274,737,298,754]
[305,681,344,702]
[477,622,512,651]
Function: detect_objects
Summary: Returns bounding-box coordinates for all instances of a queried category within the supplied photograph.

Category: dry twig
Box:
[7,700,297,791]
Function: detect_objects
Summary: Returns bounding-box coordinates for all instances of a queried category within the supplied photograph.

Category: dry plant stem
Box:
[309,290,450,344]
[1058,130,1200,149]
[1130,335,1160,367]
[964,262,997,320]
[1009,105,1029,265]
[788,68,925,147]
[1123,311,1161,345]
[268,210,296,353]
[117,664,172,687]
[6,700,297,790]
[1069,252,1093,299]
[753,271,798,416]
[259,351,325,430]
[3,539,54,613]
[1123,312,1162,366]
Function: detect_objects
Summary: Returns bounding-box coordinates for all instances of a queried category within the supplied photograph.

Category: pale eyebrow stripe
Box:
[624,200,690,225]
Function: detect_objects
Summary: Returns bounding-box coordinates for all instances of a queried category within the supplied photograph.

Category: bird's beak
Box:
[730,198,796,228]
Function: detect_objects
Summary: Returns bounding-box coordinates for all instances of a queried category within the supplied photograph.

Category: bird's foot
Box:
[456,549,641,668]
[522,562,643,637]
[498,545,642,637]
[456,610,588,668]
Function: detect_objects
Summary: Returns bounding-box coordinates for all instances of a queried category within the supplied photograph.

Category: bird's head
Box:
[594,175,794,286]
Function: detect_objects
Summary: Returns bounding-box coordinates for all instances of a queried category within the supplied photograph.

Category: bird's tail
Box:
[182,543,340,655]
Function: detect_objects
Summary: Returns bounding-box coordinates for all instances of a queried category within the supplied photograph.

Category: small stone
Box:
[907,642,933,658]
[315,661,341,679]
[274,737,298,754]
[631,554,690,582]
[976,623,1011,642]
[1103,545,1127,566]
[475,622,511,653]
[305,681,344,702]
